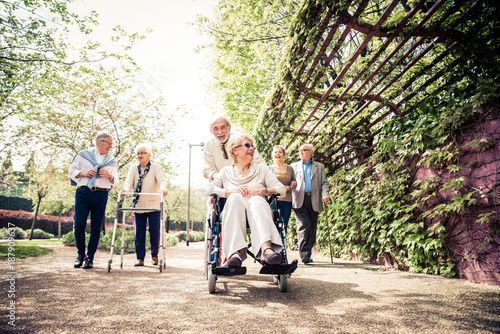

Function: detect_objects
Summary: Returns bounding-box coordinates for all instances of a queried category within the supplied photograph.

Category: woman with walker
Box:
[122,143,168,267]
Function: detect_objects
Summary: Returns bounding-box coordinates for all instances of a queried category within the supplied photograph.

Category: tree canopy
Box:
[1,0,183,220]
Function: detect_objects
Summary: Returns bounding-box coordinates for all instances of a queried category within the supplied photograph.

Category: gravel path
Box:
[1,242,499,333]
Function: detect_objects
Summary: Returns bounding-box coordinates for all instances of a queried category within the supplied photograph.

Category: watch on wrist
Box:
[264,188,268,195]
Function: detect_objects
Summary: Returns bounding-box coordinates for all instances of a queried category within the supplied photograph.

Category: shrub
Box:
[164,233,179,246]
[174,231,201,242]
[175,231,187,242]
[190,231,205,242]
[0,228,8,239]
[0,227,27,239]
[62,229,180,254]
[27,229,55,239]
[62,231,81,247]
[99,228,136,254]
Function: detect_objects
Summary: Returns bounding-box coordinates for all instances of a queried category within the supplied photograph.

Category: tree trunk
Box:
[58,211,62,239]
[29,197,42,240]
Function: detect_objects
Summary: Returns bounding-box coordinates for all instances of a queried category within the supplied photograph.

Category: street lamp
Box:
[186,142,204,246]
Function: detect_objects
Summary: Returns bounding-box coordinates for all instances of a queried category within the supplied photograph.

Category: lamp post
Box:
[186,142,204,246]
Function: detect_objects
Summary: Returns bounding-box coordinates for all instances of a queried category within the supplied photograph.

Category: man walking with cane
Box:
[291,144,330,264]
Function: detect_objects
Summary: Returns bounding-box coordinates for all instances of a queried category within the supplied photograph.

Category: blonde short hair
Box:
[273,145,286,156]
[226,134,254,162]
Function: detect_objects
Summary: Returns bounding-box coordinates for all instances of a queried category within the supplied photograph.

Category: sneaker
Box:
[74,255,85,268]
[82,258,93,269]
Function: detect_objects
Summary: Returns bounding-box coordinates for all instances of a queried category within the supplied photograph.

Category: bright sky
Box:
[72,0,218,189]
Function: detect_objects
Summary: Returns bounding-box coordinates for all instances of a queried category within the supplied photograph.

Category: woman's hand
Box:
[227,186,264,197]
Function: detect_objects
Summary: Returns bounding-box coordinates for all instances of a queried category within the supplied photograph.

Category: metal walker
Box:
[107,191,167,272]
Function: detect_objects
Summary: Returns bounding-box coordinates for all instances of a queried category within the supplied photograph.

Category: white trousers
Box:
[222,194,283,261]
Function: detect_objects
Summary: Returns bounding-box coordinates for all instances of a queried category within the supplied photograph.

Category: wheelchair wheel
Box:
[205,222,213,280]
[208,266,216,293]
[278,274,287,292]
[272,275,279,284]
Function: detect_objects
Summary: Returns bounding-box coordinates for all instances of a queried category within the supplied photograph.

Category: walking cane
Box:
[323,203,333,263]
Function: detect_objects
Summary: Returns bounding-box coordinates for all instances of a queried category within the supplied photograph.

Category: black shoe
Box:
[302,255,311,264]
[74,255,85,268]
[82,258,93,269]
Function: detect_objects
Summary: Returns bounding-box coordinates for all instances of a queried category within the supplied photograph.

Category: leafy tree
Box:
[38,162,74,238]
[1,0,183,226]
[0,150,16,194]
[165,184,206,232]
[1,0,145,154]
[195,0,298,132]
[25,153,49,240]
[1,0,94,152]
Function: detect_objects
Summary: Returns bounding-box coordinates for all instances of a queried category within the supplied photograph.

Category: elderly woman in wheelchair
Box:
[206,134,286,268]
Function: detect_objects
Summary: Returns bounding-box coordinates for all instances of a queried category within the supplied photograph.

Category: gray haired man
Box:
[291,144,330,264]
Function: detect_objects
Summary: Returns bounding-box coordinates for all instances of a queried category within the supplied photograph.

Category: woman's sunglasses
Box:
[235,143,255,149]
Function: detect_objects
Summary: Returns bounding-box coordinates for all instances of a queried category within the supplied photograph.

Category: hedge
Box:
[0,210,73,236]
[0,195,32,211]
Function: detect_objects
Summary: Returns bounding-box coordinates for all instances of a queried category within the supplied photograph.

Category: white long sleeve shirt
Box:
[69,150,119,189]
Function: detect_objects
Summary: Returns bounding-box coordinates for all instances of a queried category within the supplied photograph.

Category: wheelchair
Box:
[204,193,298,293]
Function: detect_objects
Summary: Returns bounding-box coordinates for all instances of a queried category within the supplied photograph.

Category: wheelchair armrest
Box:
[267,193,280,205]
[210,193,220,212]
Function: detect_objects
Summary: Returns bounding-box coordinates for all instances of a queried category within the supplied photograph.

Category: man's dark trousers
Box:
[73,187,108,260]
[293,194,318,259]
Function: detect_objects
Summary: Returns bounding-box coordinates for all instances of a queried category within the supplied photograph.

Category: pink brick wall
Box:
[413,106,500,285]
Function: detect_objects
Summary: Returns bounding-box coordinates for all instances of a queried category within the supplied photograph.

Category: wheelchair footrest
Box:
[259,259,298,275]
[214,266,247,276]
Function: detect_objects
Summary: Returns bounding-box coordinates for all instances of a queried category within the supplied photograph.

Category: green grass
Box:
[0,245,53,260]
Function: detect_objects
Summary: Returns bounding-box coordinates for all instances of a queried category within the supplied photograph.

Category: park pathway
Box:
[1,242,499,333]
